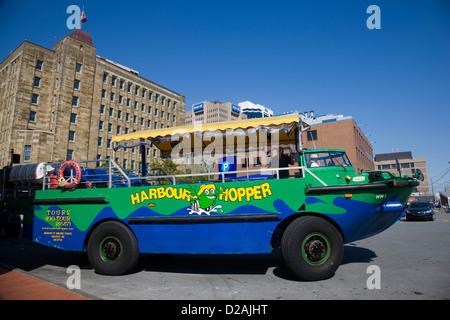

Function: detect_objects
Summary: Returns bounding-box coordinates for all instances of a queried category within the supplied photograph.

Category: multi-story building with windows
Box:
[301,114,375,173]
[185,100,246,125]
[238,101,273,119]
[0,29,185,170]
[374,151,430,195]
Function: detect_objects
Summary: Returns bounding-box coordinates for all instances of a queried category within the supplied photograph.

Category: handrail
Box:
[129,166,306,185]
[38,159,336,190]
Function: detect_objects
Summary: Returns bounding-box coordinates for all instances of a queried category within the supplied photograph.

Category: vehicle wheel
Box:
[87,221,139,275]
[281,216,344,281]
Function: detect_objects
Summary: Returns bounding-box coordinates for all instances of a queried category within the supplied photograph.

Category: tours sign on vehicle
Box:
[0,113,423,281]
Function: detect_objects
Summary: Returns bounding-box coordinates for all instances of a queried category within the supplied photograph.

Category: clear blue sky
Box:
[1,0,449,191]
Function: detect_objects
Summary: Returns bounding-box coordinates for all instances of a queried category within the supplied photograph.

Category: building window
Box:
[109,108,114,117]
[72,96,79,107]
[36,60,43,71]
[110,92,115,102]
[111,76,116,87]
[34,77,41,88]
[119,95,123,104]
[102,89,106,99]
[74,79,80,90]
[128,83,132,92]
[75,63,82,74]
[306,130,317,141]
[70,113,77,124]
[98,137,103,147]
[99,120,104,131]
[24,145,32,162]
[100,104,105,114]
[29,111,36,122]
[126,98,130,107]
[31,93,39,105]
[67,149,74,160]
[108,123,112,133]
[68,130,75,142]
[120,80,124,90]
[118,110,122,119]
[103,73,108,83]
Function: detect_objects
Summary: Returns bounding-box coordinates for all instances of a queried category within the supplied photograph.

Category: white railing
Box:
[37,158,328,190]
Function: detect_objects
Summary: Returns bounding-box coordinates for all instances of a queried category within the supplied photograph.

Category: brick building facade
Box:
[0,29,185,169]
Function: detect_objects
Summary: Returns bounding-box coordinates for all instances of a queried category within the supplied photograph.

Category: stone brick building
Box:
[0,29,185,170]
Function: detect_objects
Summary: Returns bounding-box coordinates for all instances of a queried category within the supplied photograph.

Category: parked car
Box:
[405,202,435,221]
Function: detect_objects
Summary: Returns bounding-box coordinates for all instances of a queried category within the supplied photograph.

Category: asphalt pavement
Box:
[1,210,450,300]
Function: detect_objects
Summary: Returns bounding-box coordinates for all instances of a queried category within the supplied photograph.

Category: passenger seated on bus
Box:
[307,154,319,168]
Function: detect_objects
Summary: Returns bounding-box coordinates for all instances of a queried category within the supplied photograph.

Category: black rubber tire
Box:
[281,216,344,281]
[87,221,139,275]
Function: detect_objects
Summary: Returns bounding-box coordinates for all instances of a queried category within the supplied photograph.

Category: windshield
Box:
[305,151,352,168]
[408,202,431,209]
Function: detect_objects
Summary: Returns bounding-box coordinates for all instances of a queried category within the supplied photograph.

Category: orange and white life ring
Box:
[57,160,82,189]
